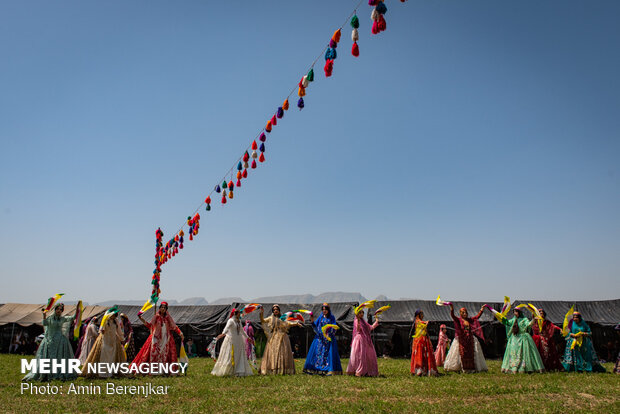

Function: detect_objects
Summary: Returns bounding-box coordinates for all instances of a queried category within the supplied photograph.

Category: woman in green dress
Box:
[562,312,605,372]
[500,308,545,374]
[23,303,78,381]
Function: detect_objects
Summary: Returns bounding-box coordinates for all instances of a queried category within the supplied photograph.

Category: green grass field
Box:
[0,354,617,413]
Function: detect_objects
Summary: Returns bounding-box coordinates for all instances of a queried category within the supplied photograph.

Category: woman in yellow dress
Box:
[259,305,302,375]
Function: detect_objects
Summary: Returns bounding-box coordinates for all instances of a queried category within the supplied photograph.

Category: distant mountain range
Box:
[94,292,404,306]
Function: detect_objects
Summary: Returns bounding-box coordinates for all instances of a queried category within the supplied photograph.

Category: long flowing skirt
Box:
[346,335,378,377]
[303,337,342,375]
[501,333,545,373]
[260,332,295,375]
[124,337,136,363]
[82,335,126,378]
[562,337,606,373]
[532,334,563,371]
[211,336,253,377]
[131,332,178,376]
[443,337,487,373]
[22,332,77,381]
[434,342,448,367]
[77,335,97,366]
[410,336,438,376]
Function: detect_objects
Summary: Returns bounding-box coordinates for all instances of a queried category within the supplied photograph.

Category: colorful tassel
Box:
[243,151,250,162]
[377,14,386,32]
[259,152,265,163]
[351,15,360,29]
[251,159,257,169]
[242,168,248,178]
[283,99,289,110]
[236,179,241,187]
[236,171,242,179]
[271,114,277,126]
[371,9,379,21]
[222,180,227,189]
[265,120,272,132]
[252,140,258,150]
[369,0,378,5]
[205,204,211,211]
[205,196,211,204]
[352,42,359,57]
[251,150,257,159]
[376,2,387,14]
[332,28,341,43]
[215,185,221,193]
[259,143,265,152]
[324,59,334,77]
[297,97,305,109]
[228,180,234,190]
[329,39,337,48]
[307,68,314,82]
[277,107,284,118]
[352,28,359,42]
[221,195,227,204]
[237,161,242,171]
[243,161,249,169]
[229,190,233,199]
[302,75,309,88]
[298,85,305,97]
[325,48,337,60]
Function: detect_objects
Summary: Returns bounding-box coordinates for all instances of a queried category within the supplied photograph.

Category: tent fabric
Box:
[513,299,620,326]
[0,303,107,327]
[231,302,357,328]
[112,304,232,328]
[369,300,502,324]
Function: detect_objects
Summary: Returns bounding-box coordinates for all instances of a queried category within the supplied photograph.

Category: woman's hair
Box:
[414,309,423,319]
[511,309,522,335]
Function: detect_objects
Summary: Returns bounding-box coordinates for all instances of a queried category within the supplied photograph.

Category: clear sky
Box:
[1,1,619,305]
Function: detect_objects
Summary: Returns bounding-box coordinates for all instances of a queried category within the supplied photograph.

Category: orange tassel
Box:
[298,86,306,97]
[236,171,242,179]
[283,99,289,110]
[266,120,272,132]
[332,28,341,43]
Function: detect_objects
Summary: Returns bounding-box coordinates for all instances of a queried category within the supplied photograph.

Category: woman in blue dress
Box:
[303,303,342,375]
[562,311,605,372]
[23,303,79,381]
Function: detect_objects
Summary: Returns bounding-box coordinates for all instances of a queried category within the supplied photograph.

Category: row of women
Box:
[23,301,616,381]
[418,304,609,376]
[23,301,184,381]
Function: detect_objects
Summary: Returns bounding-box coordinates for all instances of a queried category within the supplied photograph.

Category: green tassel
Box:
[307,68,314,82]
[351,15,359,29]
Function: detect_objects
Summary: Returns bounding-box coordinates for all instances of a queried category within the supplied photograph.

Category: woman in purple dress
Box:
[346,308,379,376]
[243,320,255,360]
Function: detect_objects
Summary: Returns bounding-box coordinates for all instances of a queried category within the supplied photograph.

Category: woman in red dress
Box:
[410,309,438,376]
[132,302,184,372]
[531,308,563,371]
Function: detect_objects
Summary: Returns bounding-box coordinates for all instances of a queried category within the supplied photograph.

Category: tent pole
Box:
[8,323,16,354]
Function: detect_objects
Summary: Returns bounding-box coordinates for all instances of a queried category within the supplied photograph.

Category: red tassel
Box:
[251,140,258,150]
[205,196,211,204]
[324,59,334,77]
[271,114,277,126]
[259,152,265,163]
[179,243,184,249]
[377,15,386,32]
[222,195,227,204]
[228,180,234,190]
[243,152,250,162]
[189,233,193,241]
[251,160,257,169]
[372,21,379,34]
[352,42,359,57]
[236,179,241,187]
[242,168,248,178]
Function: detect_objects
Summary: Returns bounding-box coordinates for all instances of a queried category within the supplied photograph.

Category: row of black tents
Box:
[1,299,619,361]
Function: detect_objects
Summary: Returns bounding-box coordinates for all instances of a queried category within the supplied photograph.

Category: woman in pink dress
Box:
[434,324,450,367]
[346,308,379,377]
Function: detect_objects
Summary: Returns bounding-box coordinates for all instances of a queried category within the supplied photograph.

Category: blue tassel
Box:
[205,204,211,211]
[376,2,387,14]
[259,143,265,152]
[215,185,221,193]
[325,48,337,60]
[297,97,304,109]
[237,161,242,171]
[277,107,284,118]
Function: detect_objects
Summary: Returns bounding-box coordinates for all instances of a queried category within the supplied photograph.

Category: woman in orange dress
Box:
[410,309,438,376]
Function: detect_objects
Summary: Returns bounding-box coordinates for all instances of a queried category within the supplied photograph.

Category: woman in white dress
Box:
[443,304,487,373]
[211,308,253,377]
[77,316,99,365]
[83,312,126,378]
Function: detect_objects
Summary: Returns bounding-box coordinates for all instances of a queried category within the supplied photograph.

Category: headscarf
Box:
[414,309,423,319]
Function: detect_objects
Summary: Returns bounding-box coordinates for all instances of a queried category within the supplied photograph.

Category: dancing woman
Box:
[443,304,487,373]
[346,308,379,376]
[410,309,438,376]
[500,308,544,373]
[562,311,605,372]
[83,311,126,378]
[259,304,300,375]
[303,303,342,375]
[211,308,253,377]
[23,303,78,381]
[434,324,450,367]
[76,316,99,366]
[531,308,563,371]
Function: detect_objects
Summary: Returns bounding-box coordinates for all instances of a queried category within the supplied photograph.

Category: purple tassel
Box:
[277,107,284,118]
[297,97,304,110]
[259,143,265,152]
[329,39,337,48]
[259,132,266,142]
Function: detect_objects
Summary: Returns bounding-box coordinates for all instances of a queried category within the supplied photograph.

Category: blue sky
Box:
[1,1,619,304]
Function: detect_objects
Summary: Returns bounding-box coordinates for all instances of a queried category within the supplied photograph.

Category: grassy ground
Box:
[0,354,618,413]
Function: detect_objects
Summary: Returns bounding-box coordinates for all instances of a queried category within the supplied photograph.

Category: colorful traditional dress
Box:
[562,320,605,372]
[260,315,297,375]
[211,317,253,377]
[244,321,255,360]
[83,317,126,378]
[132,313,181,369]
[347,317,379,376]
[77,318,99,366]
[444,309,487,373]
[434,327,450,367]
[410,319,438,376]
[531,319,563,371]
[303,313,342,375]
[121,318,136,362]
[23,312,77,381]
[500,316,544,373]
